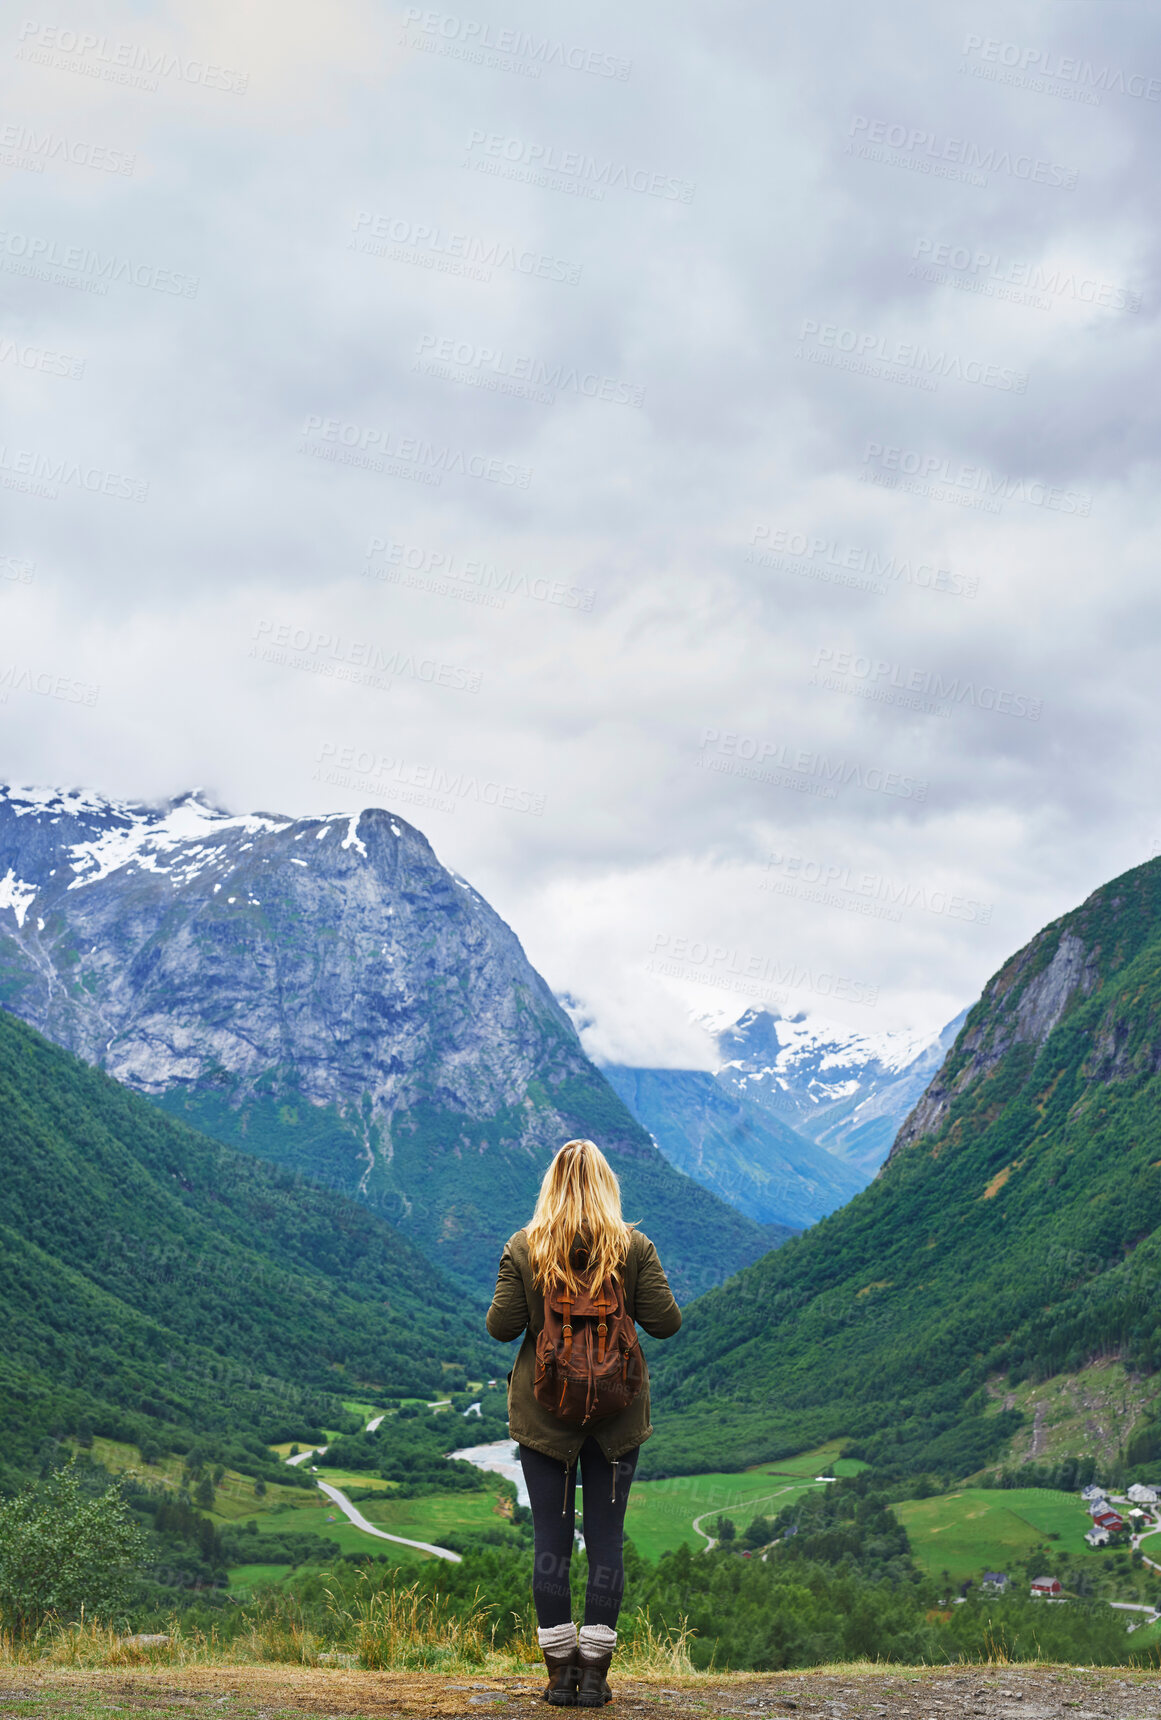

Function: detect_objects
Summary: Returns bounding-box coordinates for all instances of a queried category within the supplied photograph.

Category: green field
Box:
[340,1399,390,1422]
[623,1445,865,1561]
[358,1486,517,1545]
[895,1488,1093,1584]
[227,1561,294,1591]
[308,1468,396,1491]
[761,1440,866,1480]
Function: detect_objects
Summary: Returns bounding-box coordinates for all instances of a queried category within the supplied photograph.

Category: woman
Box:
[486,1139,682,1707]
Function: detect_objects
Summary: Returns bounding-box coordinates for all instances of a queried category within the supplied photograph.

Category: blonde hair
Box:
[526,1139,634,1295]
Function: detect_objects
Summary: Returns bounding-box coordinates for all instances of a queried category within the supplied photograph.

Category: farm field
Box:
[357,1485,517,1545]
[762,1441,867,1481]
[77,1437,311,1520]
[895,1487,1093,1584]
[623,1445,865,1561]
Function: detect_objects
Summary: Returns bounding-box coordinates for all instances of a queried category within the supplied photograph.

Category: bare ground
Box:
[1,1666,1161,1720]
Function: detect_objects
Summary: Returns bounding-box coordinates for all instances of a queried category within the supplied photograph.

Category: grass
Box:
[341,1398,391,1421]
[227,1498,434,1568]
[76,1438,312,1523]
[228,1562,294,1589]
[980,1360,1161,1475]
[895,1487,1098,1584]
[301,1468,396,1491]
[356,1487,518,1545]
[624,1445,864,1561]
[760,1440,867,1480]
[0,1594,697,1678]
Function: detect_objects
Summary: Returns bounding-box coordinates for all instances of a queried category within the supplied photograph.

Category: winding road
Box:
[282,1426,462,1562]
[692,1482,802,1552]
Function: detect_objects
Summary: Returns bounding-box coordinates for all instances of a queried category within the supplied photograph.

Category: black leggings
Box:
[518,1438,639,1629]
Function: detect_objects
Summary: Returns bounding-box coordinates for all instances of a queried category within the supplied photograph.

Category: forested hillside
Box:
[647,857,1161,1481]
[0,1007,497,1493]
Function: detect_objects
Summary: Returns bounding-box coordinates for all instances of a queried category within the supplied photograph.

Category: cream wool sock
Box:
[578,1624,616,1660]
[538,1622,578,1653]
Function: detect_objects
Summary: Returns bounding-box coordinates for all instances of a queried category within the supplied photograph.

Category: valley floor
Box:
[2,1665,1161,1720]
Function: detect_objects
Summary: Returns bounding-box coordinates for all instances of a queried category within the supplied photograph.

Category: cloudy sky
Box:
[3,0,1159,1066]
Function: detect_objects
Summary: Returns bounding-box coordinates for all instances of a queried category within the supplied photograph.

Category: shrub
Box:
[0,1468,147,1637]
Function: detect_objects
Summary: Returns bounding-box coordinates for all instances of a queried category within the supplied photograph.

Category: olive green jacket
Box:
[485,1229,682,1464]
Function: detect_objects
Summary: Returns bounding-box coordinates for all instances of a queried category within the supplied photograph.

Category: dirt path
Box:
[5,1666,1161,1720]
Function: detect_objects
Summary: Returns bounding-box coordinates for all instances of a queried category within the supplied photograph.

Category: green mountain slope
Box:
[648,858,1161,1480]
[0,1006,498,1491]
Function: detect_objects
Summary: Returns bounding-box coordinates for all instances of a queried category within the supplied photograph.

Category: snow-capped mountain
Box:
[0,783,773,1298]
[598,1004,968,1229]
[712,1006,969,1176]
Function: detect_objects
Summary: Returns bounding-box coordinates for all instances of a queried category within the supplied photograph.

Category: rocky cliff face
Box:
[0,785,770,1296]
[890,925,1102,1161]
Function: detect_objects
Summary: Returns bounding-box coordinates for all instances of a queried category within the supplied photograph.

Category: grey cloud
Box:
[2,0,1159,1063]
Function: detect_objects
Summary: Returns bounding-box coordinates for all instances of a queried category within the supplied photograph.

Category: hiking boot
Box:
[541,1645,580,1705]
[574,1650,613,1706]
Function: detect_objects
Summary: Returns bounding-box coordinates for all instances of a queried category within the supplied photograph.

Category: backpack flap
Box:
[535,1273,642,1425]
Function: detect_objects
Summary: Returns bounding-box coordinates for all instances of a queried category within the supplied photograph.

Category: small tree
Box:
[195,1475,215,1511]
[714,1514,736,1543]
[0,1468,147,1638]
[741,1514,775,1549]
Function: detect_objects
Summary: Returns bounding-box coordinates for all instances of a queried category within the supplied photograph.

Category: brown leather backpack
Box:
[533,1267,644,1426]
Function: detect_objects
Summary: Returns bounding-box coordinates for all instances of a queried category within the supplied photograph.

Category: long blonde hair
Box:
[526,1139,634,1295]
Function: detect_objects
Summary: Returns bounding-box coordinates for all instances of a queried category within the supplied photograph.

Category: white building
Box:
[1081,1484,1105,1501]
[1127,1483,1159,1505]
[1085,1527,1110,1548]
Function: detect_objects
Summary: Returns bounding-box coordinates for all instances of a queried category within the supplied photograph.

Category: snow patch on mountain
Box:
[0,868,38,927]
[706,1005,969,1175]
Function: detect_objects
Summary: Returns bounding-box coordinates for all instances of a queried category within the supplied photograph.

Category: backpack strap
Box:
[593,1285,615,1365]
